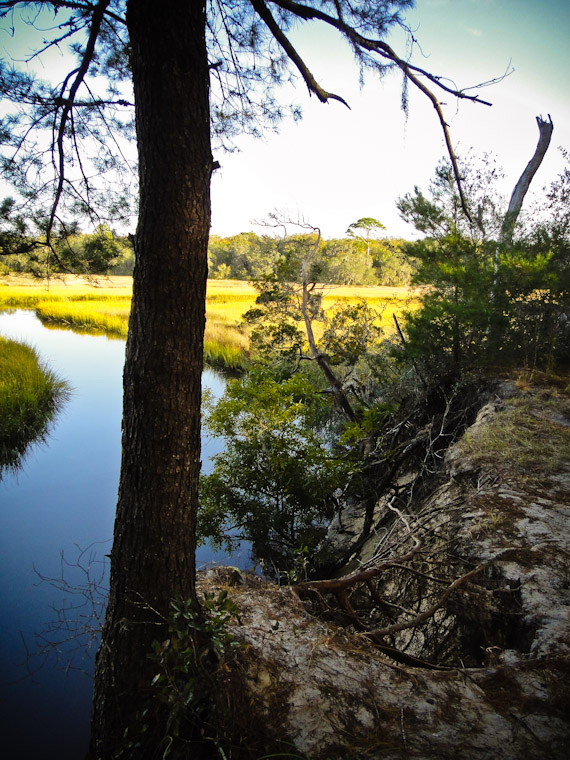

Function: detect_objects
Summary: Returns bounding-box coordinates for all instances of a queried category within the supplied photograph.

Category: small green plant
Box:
[284,545,310,584]
[144,593,241,759]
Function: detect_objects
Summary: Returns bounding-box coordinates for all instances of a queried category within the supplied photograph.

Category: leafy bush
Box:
[395,154,570,375]
[199,368,353,570]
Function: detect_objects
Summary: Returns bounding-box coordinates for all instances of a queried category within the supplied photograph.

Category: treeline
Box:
[0,219,135,277]
[208,232,414,286]
[2,204,414,286]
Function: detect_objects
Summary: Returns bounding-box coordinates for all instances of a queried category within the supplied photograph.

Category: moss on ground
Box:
[457,388,570,481]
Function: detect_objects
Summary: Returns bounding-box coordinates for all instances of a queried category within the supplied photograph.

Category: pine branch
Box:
[47,0,111,245]
[250,0,350,107]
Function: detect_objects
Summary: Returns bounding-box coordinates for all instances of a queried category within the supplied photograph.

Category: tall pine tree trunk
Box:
[90,1,212,755]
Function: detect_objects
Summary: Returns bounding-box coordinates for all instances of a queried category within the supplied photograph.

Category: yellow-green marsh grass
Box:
[319,284,421,330]
[1,275,421,367]
[0,335,70,469]
[204,280,420,335]
[0,273,132,298]
[35,299,130,337]
[203,288,254,371]
[206,279,257,299]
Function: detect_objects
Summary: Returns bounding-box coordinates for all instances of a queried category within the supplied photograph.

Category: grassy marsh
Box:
[0,335,71,471]
[0,275,419,371]
[35,299,131,337]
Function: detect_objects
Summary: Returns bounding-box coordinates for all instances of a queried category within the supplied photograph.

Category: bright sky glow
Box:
[0,1,568,241]
[210,0,570,240]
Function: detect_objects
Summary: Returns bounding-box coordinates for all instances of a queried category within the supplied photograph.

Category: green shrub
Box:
[199,368,353,571]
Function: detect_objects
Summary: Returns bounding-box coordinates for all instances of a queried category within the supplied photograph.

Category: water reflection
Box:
[0,309,246,760]
[1,335,71,479]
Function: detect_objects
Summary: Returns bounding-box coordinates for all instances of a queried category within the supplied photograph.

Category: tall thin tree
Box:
[0,2,496,755]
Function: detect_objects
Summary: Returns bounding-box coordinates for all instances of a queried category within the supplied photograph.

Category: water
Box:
[0,310,246,759]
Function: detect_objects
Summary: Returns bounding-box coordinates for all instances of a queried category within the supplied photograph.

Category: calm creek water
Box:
[0,309,248,759]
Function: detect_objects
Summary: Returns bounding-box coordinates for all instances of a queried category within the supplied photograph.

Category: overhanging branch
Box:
[250,0,350,107]
[261,0,500,223]
[47,0,112,246]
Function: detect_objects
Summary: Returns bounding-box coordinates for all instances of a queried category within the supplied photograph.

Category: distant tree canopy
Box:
[1,219,133,276]
[1,224,412,284]
[208,230,414,285]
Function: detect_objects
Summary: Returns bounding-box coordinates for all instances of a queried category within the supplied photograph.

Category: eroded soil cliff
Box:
[198,380,570,759]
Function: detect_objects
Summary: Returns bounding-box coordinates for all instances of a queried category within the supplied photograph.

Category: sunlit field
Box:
[0,275,420,370]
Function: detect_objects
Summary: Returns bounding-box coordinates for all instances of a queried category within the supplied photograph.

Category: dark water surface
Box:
[0,310,247,759]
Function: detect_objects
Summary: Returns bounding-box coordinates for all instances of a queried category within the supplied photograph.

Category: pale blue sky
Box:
[1,2,568,240]
[211,0,570,239]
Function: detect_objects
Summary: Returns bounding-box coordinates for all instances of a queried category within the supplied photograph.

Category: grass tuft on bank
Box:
[0,336,71,471]
[458,388,570,482]
[35,299,130,337]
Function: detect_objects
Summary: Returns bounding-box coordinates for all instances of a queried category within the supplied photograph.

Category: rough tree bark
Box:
[89,0,212,756]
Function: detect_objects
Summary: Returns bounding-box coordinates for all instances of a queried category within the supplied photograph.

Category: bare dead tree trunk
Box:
[485,115,554,353]
[300,231,359,423]
[500,115,554,245]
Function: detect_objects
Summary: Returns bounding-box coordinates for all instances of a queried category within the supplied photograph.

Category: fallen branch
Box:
[360,562,487,640]
[293,505,421,594]
[291,543,420,594]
